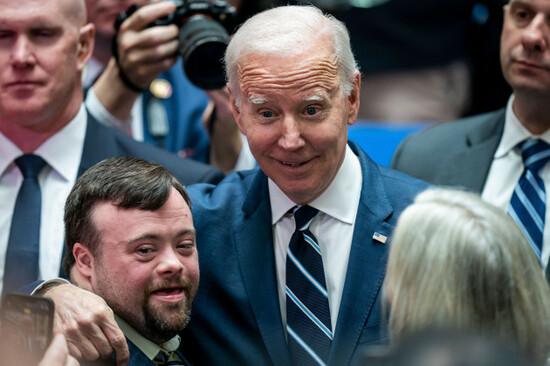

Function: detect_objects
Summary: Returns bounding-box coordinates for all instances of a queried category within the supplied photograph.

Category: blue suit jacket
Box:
[182,141,429,365]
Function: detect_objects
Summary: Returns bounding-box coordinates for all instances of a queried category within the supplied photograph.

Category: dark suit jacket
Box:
[391,108,506,193]
[181,141,429,366]
[82,112,224,185]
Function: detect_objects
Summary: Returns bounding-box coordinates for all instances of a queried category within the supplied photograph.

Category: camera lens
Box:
[179,15,229,90]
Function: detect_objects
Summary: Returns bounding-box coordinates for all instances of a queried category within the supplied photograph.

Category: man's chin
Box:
[142,300,191,343]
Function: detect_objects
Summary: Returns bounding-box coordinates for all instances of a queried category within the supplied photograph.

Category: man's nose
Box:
[11,36,35,69]
[278,116,306,151]
[522,14,548,53]
[156,247,184,275]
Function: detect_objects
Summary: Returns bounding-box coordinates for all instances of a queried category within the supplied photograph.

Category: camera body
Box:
[116,0,237,90]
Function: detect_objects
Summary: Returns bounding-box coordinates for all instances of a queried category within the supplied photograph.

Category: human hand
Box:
[203,88,235,133]
[204,87,243,173]
[45,284,128,366]
[115,1,179,90]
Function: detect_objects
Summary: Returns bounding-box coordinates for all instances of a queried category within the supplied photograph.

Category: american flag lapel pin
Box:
[372,232,387,244]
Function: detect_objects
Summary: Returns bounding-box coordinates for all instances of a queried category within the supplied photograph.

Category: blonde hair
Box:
[386,188,550,364]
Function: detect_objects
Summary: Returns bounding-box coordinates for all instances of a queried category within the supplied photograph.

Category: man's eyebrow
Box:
[249,96,268,105]
[303,94,326,103]
[127,229,196,244]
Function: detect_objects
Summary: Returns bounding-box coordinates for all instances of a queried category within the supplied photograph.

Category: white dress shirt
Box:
[270,145,362,331]
[0,106,87,293]
[482,95,550,271]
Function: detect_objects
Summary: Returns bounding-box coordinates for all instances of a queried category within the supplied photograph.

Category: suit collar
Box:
[235,170,292,365]
[328,141,393,365]
[447,108,505,193]
[79,111,127,177]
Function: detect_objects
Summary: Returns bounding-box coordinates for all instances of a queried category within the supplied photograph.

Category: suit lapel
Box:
[329,142,393,366]
[78,112,119,177]
[441,109,505,193]
[234,170,292,365]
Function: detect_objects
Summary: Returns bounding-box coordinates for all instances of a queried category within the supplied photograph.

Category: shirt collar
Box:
[0,130,22,177]
[0,105,87,182]
[270,144,362,225]
[496,94,550,158]
[37,105,87,182]
[115,315,181,361]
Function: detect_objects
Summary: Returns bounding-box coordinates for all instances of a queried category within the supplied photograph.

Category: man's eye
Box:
[261,111,274,118]
[305,106,319,116]
[178,241,195,250]
[0,31,13,40]
[513,9,533,24]
[137,247,154,254]
[32,30,54,37]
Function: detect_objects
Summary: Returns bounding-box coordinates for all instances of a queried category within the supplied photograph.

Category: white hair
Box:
[386,188,550,365]
[224,5,358,108]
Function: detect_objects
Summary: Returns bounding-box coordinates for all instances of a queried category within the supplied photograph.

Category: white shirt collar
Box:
[0,130,21,178]
[270,144,362,225]
[115,315,181,361]
[0,105,86,183]
[496,94,550,158]
[36,106,87,182]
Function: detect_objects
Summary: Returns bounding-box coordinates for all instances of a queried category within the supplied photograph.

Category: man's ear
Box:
[77,23,95,71]
[72,243,94,290]
[346,72,361,126]
[227,85,246,135]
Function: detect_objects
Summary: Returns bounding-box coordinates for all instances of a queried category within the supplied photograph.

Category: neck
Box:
[512,93,550,135]
[0,93,82,153]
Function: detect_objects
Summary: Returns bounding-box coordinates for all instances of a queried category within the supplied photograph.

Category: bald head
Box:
[0,0,94,151]
[63,0,88,28]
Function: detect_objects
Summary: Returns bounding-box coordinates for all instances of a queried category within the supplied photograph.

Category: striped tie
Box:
[508,139,550,258]
[286,205,332,366]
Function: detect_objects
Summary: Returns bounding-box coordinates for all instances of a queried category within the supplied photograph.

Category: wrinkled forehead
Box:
[237,49,341,101]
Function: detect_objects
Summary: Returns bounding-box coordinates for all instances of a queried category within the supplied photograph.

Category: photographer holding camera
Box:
[86,0,253,172]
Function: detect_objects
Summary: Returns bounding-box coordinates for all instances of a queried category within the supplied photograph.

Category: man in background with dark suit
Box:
[392,0,550,278]
[42,5,428,365]
[0,0,221,356]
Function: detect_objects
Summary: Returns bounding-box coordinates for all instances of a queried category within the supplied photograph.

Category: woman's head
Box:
[385,188,550,364]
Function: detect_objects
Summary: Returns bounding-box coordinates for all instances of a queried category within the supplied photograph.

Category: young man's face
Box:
[88,188,199,343]
[500,0,550,97]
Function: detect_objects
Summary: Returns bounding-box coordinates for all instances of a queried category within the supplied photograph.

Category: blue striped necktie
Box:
[3,154,47,295]
[508,139,550,258]
[286,205,332,366]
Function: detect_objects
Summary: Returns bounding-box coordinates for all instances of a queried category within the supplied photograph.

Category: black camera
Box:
[116,0,237,90]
